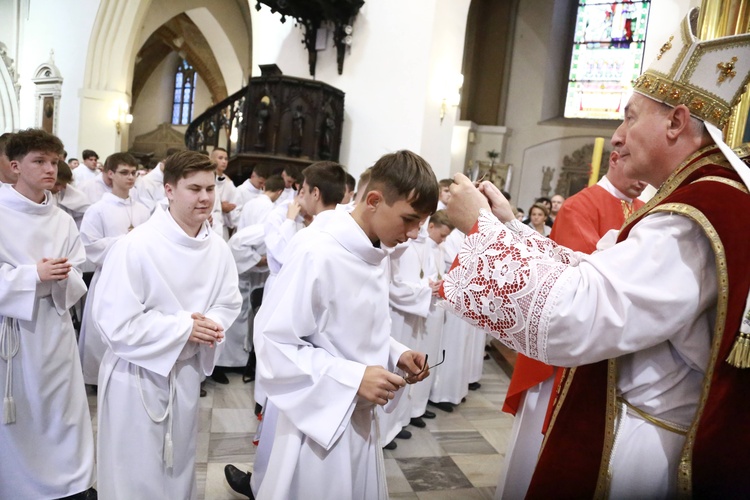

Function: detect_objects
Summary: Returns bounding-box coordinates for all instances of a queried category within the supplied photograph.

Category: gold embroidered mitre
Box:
[633,8,750,129]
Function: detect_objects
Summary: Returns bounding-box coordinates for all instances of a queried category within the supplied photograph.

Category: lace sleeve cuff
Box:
[442,210,573,361]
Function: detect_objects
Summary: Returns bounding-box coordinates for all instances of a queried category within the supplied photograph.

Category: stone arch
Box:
[0,42,20,133]
[80,0,252,154]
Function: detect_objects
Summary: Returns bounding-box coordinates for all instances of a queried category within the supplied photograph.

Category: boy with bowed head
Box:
[253,150,437,499]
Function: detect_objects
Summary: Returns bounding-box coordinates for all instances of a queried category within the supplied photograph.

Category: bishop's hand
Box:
[447,173,491,233]
[478,180,515,223]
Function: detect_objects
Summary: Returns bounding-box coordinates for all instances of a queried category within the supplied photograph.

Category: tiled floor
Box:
[204,356,511,499]
[87,355,513,499]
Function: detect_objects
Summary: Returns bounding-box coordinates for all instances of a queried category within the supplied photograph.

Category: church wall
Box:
[504,0,699,212]
[249,0,470,181]
[14,0,98,158]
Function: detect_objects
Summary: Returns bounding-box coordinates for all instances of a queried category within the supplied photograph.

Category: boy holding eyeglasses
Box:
[78,152,150,387]
[252,151,437,499]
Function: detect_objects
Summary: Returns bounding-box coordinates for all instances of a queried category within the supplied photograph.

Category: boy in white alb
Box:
[253,151,437,499]
[211,147,240,240]
[78,152,150,386]
[212,175,285,383]
[0,129,95,499]
[407,210,454,426]
[93,151,242,499]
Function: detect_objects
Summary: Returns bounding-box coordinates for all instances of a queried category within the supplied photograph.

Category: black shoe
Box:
[383,440,397,450]
[254,403,263,417]
[469,382,482,391]
[410,417,426,428]
[422,410,436,419]
[243,351,256,383]
[200,382,207,398]
[395,429,412,440]
[484,353,490,360]
[224,464,254,499]
[428,400,453,413]
[60,487,98,500]
[211,370,230,384]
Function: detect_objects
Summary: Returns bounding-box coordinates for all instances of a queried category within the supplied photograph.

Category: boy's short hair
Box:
[301,161,347,206]
[251,163,273,179]
[57,160,73,183]
[264,175,285,193]
[367,150,438,215]
[104,152,138,173]
[81,149,99,160]
[67,157,78,163]
[0,133,14,156]
[438,178,453,189]
[163,150,215,186]
[6,129,64,161]
[213,147,227,154]
[429,209,454,230]
[357,167,372,193]
[283,164,303,180]
[345,172,356,192]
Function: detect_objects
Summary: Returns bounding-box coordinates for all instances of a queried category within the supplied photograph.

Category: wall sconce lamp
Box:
[109,100,133,135]
[440,74,464,124]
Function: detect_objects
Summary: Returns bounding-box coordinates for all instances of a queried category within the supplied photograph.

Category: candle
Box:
[588,137,605,187]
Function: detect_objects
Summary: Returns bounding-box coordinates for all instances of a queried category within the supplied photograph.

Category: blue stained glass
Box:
[172,59,196,124]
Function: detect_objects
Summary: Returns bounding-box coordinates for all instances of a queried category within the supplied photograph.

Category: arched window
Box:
[563,1,651,120]
[172,59,196,125]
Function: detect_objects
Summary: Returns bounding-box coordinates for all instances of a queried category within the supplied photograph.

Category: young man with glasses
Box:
[78,152,150,388]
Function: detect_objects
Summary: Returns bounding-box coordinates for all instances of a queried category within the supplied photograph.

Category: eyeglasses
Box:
[411,350,446,379]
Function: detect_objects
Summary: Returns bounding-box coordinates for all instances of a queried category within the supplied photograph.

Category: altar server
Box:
[0,129,95,499]
[93,150,241,499]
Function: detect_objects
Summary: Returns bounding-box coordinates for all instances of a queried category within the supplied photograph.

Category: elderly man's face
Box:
[611,93,670,186]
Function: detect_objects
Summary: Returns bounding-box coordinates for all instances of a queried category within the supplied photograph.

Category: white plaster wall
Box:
[15,0,99,157]
[506,0,699,211]
[250,0,470,180]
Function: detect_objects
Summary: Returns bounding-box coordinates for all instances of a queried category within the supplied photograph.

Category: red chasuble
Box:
[526,147,750,497]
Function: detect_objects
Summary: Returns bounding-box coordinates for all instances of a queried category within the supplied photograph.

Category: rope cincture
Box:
[0,316,20,424]
[136,366,176,468]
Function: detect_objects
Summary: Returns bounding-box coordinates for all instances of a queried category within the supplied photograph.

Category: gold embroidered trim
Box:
[617,396,689,435]
[649,202,729,498]
[538,367,574,454]
[595,359,618,499]
[690,176,749,193]
[634,71,734,128]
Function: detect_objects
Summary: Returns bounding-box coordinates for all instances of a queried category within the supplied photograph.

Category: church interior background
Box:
[2,0,719,497]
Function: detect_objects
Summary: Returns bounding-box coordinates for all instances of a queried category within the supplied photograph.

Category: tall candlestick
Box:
[588,137,605,187]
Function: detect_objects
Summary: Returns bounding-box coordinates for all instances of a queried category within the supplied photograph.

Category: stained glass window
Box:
[172,59,196,125]
[564,1,651,120]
